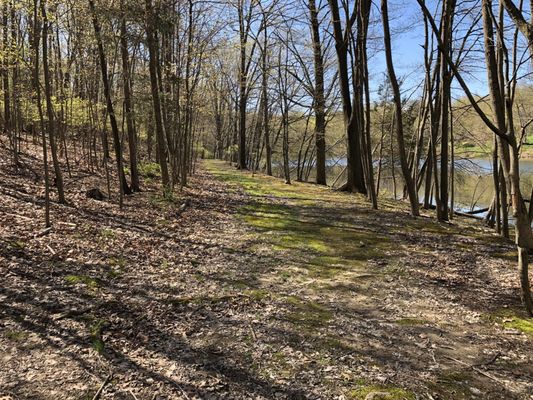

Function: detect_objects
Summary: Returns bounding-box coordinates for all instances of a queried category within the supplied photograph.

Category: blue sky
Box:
[367,0,491,101]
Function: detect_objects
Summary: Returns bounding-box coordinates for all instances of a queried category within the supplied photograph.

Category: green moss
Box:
[65,275,100,291]
[503,317,533,336]
[485,308,533,336]
[428,370,474,399]
[100,228,116,240]
[9,240,26,250]
[284,295,333,329]
[395,318,429,326]
[492,251,516,262]
[244,289,270,301]
[349,384,415,400]
[4,330,28,342]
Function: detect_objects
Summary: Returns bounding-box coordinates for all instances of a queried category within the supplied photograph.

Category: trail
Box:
[0,149,531,399]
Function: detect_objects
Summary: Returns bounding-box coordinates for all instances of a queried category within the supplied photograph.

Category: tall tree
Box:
[145,0,170,190]
[308,0,326,185]
[89,0,132,207]
[120,1,140,192]
[41,0,65,204]
[327,0,366,193]
[381,0,419,216]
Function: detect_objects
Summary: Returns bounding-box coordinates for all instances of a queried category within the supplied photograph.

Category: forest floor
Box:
[1,141,532,400]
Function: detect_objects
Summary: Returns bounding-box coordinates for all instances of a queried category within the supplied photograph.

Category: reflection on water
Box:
[318,158,533,214]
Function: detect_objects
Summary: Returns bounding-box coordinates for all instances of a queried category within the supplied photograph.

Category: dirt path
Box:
[1,150,532,399]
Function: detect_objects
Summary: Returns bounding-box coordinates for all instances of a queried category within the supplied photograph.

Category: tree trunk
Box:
[381,0,419,216]
[145,0,170,190]
[89,0,131,208]
[120,7,140,192]
[41,0,66,204]
[327,0,365,193]
[309,0,326,185]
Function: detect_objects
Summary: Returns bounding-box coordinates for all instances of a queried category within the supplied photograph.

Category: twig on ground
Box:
[92,374,113,400]
[248,322,257,341]
[443,355,503,384]
[45,244,56,255]
[34,227,52,238]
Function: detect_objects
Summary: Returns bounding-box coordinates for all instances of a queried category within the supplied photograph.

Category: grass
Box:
[4,330,28,342]
[283,295,333,329]
[503,316,533,336]
[203,159,524,398]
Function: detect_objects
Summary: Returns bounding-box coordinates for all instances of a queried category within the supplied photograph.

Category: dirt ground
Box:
[0,142,532,399]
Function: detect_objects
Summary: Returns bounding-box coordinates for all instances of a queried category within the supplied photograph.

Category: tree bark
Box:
[381,0,419,216]
[89,0,131,207]
[145,0,170,190]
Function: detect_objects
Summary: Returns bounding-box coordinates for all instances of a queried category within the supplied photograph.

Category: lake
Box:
[316,157,533,214]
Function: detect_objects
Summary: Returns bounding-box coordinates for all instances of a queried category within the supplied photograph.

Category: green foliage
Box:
[88,318,106,353]
[100,228,116,240]
[224,144,239,160]
[138,162,161,179]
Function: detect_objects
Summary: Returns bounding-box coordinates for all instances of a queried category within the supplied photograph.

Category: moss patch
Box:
[349,384,415,400]
[395,318,429,326]
[485,308,533,336]
[65,274,100,291]
[283,295,333,329]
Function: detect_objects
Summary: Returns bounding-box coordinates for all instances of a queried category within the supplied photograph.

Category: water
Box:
[317,157,533,214]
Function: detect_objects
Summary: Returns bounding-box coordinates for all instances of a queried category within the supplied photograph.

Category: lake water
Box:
[317,157,533,214]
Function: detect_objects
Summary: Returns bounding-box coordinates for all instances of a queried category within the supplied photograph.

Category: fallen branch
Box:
[443,355,503,384]
[53,306,94,321]
[92,374,113,400]
[247,322,258,341]
[34,227,52,238]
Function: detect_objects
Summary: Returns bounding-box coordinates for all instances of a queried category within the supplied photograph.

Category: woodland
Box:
[1,0,533,399]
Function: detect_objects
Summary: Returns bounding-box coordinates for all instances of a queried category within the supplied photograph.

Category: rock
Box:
[86,188,106,200]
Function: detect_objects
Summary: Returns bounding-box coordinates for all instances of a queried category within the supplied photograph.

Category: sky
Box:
[367,0,493,101]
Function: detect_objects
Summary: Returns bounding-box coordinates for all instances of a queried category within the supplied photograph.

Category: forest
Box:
[0,0,533,398]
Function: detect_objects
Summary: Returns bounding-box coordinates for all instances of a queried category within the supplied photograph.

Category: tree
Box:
[120,0,140,192]
[89,0,132,207]
[308,0,326,185]
[381,0,419,217]
[327,0,366,194]
[145,0,170,191]
[41,0,65,204]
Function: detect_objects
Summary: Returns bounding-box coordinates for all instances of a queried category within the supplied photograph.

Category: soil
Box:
[0,141,532,399]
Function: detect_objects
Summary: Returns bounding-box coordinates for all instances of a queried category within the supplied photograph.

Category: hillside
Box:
[1,142,532,399]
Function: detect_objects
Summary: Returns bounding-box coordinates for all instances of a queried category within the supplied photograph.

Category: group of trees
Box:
[1,0,533,314]
[2,0,214,213]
